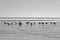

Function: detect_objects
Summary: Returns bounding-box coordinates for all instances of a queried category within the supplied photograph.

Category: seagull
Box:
[18,22,22,26]
[26,22,29,24]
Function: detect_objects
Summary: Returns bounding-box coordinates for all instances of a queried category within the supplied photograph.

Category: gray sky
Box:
[0,0,60,17]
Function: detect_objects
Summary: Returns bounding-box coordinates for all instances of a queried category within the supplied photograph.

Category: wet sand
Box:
[0,25,45,40]
[0,25,60,40]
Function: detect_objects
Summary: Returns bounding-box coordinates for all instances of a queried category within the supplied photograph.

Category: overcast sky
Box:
[0,0,60,17]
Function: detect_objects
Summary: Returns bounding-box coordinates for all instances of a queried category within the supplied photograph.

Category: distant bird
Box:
[7,23,10,25]
[30,23,32,26]
[41,22,44,24]
[3,22,7,24]
[38,22,41,24]
[26,22,29,24]
[50,22,56,25]
[34,22,36,24]
[53,22,56,25]
[15,22,17,24]
[18,22,22,26]
[50,22,52,24]
[45,22,48,24]
[10,22,13,25]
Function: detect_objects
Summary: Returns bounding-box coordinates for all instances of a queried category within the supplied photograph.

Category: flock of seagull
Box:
[0,17,60,39]
[1,21,56,26]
